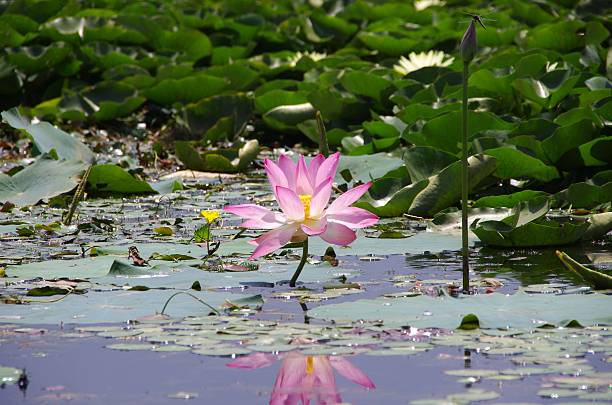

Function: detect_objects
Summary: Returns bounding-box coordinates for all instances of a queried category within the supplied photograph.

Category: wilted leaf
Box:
[556,250,612,290]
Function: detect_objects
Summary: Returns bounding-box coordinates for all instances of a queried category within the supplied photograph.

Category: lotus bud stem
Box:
[460,16,484,294]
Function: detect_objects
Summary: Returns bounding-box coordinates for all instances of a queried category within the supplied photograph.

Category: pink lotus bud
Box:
[460,20,477,62]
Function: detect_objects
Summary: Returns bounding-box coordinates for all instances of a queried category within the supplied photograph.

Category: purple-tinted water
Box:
[1,247,610,404]
[2,330,596,405]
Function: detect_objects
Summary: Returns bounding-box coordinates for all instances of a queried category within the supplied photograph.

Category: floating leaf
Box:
[263,103,316,128]
[309,292,612,329]
[0,366,22,386]
[153,226,173,236]
[26,286,71,296]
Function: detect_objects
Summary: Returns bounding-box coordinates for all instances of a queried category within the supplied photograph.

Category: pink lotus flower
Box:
[227,352,375,404]
[225,153,378,259]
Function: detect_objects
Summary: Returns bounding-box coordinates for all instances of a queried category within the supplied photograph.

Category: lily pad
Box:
[0,288,262,324]
[308,292,612,329]
[0,365,22,385]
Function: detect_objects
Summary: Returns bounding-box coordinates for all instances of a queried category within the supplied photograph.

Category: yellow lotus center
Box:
[299,194,312,219]
[201,210,220,223]
[306,356,314,375]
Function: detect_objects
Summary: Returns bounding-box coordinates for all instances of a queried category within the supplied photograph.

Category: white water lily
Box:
[414,0,446,11]
[288,51,327,67]
[394,50,455,75]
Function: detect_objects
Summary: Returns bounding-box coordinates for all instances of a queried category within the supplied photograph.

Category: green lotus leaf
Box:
[206,63,259,91]
[254,89,309,115]
[472,218,589,247]
[357,154,497,218]
[542,119,597,165]
[87,164,155,195]
[521,20,585,52]
[263,103,316,129]
[146,72,228,105]
[155,28,212,61]
[473,190,550,208]
[7,42,71,74]
[2,108,94,163]
[403,146,458,183]
[556,250,612,290]
[483,146,559,182]
[555,171,612,209]
[82,42,170,70]
[405,111,515,154]
[469,199,604,247]
[175,139,259,173]
[0,155,86,206]
[339,70,395,104]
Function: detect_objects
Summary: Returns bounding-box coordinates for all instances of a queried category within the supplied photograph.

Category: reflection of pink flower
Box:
[225,153,378,259]
[227,352,375,404]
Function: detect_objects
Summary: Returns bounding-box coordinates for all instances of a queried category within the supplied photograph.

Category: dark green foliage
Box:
[0,0,609,224]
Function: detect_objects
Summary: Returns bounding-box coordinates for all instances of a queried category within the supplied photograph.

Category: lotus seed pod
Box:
[460,20,477,62]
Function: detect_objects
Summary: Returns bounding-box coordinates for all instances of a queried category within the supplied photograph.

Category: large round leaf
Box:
[0,156,85,206]
[2,108,94,163]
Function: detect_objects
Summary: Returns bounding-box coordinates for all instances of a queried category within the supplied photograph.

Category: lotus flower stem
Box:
[289,239,309,287]
[315,111,329,157]
[461,62,470,293]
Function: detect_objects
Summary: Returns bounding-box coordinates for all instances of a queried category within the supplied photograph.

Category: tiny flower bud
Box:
[460,20,477,62]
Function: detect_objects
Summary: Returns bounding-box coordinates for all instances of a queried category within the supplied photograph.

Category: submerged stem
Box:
[461,61,470,294]
[160,291,220,316]
[289,239,309,287]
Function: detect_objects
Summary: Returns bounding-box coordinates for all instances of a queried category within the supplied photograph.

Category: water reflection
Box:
[227,352,375,404]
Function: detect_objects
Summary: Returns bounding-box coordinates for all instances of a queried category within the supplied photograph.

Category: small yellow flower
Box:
[201,210,220,223]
